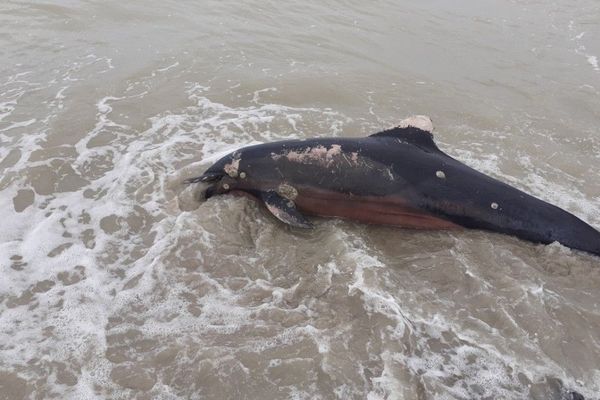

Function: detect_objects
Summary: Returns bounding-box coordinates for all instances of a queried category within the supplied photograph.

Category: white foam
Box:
[0,118,36,132]
[586,55,599,71]
[155,61,179,73]
[569,22,600,73]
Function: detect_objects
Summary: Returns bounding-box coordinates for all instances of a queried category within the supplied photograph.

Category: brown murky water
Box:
[1,1,600,399]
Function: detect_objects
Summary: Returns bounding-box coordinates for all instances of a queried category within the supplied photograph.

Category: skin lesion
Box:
[397,115,434,132]
[223,158,240,177]
[277,183,298,200]
[280,144,343,167]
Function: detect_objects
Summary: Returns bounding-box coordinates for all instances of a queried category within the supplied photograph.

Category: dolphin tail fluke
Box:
[560,217,600,258]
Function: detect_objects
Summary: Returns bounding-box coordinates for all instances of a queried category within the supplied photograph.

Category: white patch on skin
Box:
[398,115,434,132]
[224,158,240,177]
[491,202,499,209]
[329,144,342,154]
[266,202,286,220]
[436,170,446,179]
[265,201,303,227]
[284,144,344,167]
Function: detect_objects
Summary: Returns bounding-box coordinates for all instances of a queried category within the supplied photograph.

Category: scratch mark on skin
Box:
[341,153,353,167]
[383,167,394,181]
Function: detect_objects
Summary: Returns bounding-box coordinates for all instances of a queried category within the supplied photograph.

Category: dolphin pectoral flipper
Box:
[260,191,313,229]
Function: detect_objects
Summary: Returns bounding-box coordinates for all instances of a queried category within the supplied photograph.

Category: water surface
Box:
[1,1,600,399]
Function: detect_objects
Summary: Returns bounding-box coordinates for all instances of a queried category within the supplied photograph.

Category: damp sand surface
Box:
[1,1,600,399]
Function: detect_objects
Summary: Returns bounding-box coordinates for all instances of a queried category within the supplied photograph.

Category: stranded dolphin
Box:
[186,116,600,257]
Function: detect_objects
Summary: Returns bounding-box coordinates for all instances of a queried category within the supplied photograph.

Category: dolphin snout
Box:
[184,171,223,184]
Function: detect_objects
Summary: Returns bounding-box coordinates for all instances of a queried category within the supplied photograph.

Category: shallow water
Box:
[1,1,600,399]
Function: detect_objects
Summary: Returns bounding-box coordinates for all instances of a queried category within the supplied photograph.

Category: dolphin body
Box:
[187,116,600,257]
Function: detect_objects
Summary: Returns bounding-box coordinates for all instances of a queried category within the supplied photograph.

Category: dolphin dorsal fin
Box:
[369,126,441,153]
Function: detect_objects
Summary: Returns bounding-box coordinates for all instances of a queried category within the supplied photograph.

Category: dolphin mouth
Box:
[182,171,224,201]
[202,184,218,200]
